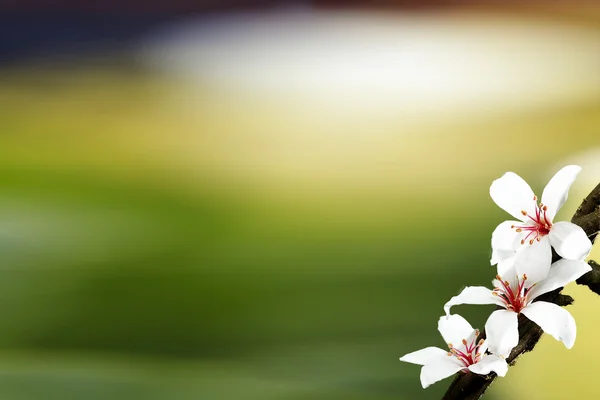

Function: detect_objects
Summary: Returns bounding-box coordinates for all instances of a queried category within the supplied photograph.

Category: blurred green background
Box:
[1,3,600,400]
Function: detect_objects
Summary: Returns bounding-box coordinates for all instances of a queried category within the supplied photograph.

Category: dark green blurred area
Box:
[0,164,506,399]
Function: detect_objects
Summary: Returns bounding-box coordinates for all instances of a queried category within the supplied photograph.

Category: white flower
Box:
[399,314,509,388]
[490,165,592,281]
[444,257,592,350]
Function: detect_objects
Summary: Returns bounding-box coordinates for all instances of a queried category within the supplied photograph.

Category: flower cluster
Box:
[400,165,593,388]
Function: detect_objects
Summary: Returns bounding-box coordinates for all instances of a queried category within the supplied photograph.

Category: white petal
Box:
[513,236,552,287]
[496,255,518,286]
[484,310,519,357]
[437,314,475,347]
[541,165,581,221]
[527,259,592,301]
[490,172,537,221]
[419,357,464,388]
[521,301,577,349]
[444,287,504,316]
[468,355,508,377]
[549,221,592,261]
[400,346,449,366]
[491,221,526,265]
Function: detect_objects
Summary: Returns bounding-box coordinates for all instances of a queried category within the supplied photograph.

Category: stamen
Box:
[521,210,527,216]
[494,273,530,313]
[462,339,467,346]
[516,228,522,232]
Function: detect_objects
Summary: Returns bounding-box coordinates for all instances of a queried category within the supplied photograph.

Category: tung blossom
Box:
[444,257,592,351]
[400,314,509,388]
[490,165,592,280]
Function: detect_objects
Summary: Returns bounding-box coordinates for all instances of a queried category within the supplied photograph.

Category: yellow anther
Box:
[515,228,522,233]
[529,239,534,245]
[462,339,468,346]
[520,239,525,245]
[521,210,528,216]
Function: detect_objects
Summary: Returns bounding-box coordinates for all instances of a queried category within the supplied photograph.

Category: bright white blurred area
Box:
[139,11,600,118]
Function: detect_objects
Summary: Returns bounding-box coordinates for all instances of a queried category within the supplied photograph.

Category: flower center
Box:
[511,196,552,245]
[492,274,530,313]
[447,332,485,368]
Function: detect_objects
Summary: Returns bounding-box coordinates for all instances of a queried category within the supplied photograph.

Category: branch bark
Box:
[442,182,600,400]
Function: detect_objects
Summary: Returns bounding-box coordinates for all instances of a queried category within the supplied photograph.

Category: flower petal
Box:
[521,301,577,349]
[400,346,449,366]
[468,355,508,377]
[541,165,581,221]
[513,236,552,287]
[527,259,592,301]
[437,314,474,347]
[549,221,592,261]
[491,221,526,265]
[419,357,464,388]
[496,254,518,286]
[490,172,537,221]
[444,287,504,316]
[484,309,519,357]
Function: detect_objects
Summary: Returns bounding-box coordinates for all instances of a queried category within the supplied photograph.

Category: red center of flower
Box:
[511,196,552,245]
[492,274,530,313]
[447,333,485,368]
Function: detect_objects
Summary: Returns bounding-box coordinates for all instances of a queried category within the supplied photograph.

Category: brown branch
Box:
[442,182,600,400]
[577,260,600,295]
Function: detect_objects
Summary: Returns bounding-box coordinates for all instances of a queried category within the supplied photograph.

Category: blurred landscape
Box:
[1,1,600,399]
